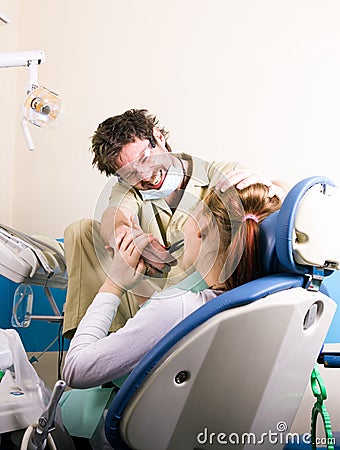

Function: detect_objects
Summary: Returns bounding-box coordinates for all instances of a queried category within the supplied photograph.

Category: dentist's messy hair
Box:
[91,109,171,176]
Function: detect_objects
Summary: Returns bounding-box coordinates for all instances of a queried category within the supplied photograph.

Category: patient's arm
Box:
[63,289,189,388]
[100,277,155,306]
[101,205,177,277]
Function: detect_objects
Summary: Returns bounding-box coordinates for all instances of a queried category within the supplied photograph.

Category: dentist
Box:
[62,109,287,338]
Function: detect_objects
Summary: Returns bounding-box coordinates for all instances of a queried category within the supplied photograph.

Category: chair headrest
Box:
[260,176,340,278]
[259,210,280,275]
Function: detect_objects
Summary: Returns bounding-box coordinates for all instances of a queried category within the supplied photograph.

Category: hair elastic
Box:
[242,214,259,224]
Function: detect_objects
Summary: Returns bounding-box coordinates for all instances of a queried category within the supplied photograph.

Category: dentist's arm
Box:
[100,205,132,245]
[100,205,177,277]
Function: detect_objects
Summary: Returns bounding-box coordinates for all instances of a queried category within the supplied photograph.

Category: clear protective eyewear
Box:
[115,136,159,185]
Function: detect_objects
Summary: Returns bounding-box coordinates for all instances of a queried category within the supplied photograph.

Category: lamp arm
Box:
[0,50,45,69]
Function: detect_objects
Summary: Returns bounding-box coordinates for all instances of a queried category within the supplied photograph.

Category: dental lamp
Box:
[0,50,61,151]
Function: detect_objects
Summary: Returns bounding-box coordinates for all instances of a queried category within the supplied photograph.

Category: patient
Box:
[62,183,281,389]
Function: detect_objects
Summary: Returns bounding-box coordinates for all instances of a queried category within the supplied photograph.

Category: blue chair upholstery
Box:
[105,176,339,450]
[283,182,340,450]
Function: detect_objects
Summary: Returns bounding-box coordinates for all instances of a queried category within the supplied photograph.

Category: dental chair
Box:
[104,176,339,450]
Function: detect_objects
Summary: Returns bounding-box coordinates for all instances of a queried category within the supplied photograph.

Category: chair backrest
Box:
[105,176,339,450]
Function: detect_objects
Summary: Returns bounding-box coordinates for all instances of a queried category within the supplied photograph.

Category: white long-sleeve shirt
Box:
[63,288,220,389]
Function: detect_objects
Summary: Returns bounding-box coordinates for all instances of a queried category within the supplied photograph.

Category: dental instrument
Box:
[20,380,66,450]
[0,224,67,288]
[0,330,73,449]
[166,239,184,253]
[0,330,51,436]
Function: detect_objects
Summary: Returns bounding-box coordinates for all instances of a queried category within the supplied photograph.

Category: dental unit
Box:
[0,224,67,326]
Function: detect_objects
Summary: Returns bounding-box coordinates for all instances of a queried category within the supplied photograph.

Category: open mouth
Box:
[144,170,165,190]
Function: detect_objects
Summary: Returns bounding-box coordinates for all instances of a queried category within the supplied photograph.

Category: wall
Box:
[1,1,340,236]
[0,1,20,225]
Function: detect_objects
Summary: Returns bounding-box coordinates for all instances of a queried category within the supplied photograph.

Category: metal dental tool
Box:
[166,239,184,254]
[24,380,66,450]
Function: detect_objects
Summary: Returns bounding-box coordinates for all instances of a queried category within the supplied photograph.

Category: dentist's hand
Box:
[110,222,177,278]
[141,235,177,277]
[215,169,287,199]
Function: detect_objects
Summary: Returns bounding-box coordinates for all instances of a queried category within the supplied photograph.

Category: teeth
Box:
[150,172,162,186]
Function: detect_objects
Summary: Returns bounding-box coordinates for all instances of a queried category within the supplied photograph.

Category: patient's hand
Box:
[110,223,177,278]
[105,230,150,296]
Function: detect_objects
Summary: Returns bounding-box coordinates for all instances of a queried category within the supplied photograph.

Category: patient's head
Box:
[182,184,282,290]
[91,109,171,176]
